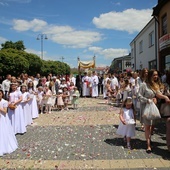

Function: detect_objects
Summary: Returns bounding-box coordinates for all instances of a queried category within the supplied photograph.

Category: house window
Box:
[139,40,143,53]
[149,31,154,47]
[149,60,156,69]
[125,62,131,67]
[165,55,170,71]
[162,14,167,36]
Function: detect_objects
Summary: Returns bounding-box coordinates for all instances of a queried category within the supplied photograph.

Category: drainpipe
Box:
[134,40,136,71]
[154,16,159,70]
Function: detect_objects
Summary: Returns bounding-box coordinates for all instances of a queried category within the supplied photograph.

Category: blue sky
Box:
[0,0,157,68]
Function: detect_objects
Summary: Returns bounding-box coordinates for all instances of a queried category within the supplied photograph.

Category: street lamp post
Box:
[36,34,48,60]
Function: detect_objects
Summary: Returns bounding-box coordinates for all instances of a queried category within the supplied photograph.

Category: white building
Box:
[111,54,131,73]
[130,18,159,71]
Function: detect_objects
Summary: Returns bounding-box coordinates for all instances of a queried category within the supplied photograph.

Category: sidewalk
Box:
[0,96,169,170]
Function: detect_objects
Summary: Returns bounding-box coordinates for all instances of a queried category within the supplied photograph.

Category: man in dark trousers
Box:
[76,72,82,97]
[98,73,103,95]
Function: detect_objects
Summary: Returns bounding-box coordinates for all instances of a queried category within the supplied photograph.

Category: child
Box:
[72,87,80,109]
[20,84,32,126]
[105,79,113,103]
[8,83,26,135]
[57,89,64,111]
[63,87,70,110]
[116,97,136,149]
[44,85,52,114]
[0,90,18,156]
[69,82,75,102]
[28,81,39,119]
[37,86,44,114]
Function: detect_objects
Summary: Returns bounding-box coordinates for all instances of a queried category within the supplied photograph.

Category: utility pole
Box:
[60,56,64,62]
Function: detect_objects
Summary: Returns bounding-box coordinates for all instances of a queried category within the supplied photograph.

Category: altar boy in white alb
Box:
[91,71,99,98]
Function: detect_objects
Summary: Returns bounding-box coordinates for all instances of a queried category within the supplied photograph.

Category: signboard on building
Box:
[159,33,170,51]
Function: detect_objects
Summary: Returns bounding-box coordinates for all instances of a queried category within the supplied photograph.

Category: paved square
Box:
[0,97,169,169]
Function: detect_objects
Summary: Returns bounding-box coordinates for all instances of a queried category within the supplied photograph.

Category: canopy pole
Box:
[77,57,80,75]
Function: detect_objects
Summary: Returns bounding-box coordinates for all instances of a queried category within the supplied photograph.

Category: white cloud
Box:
[0,1,8,5]
[13,19,47,32]
[96,63,108,67]
[0,0,31,3]
[88,46,129,59]
[0,0,31,5]
[44,25,74,34]
[26,48,47,57]
[92,8,153,34]
[25,48,40,55]
[78,54,95,61]
[0,36,8,43]
[26,48,64,61]
[50,31,101,48]
[0,36,8,48]
[12,18,102,48]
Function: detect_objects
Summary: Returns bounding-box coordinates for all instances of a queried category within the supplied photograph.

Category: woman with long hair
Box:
[138,68,148,130]
[138,69,170,153]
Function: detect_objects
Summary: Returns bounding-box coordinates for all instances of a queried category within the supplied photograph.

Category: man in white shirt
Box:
[91,71,99,98]
[110,73,118,91]
[34,73,41,88]
[2,74,11,99]
[70,74,76,86]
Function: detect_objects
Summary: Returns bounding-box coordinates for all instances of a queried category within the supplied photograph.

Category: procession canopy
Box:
[78,56,95,69]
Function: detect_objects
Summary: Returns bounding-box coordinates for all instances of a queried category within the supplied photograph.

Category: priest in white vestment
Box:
[91,71,99,97]
[82,72,90,97]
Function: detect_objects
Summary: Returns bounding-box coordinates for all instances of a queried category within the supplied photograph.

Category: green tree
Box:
[1,41,15,49]
[0,41,71,76]
[0,49,29,76]
[40,60,71,76]
[1,40,26,51]
[14,40,26,51]
[26,53,43,75]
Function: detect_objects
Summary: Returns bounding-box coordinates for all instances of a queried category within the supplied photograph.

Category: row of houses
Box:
[112,0,170,73]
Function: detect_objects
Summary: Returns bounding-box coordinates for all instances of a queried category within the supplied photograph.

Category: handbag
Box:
[143,102,161,120]
[160,103,170,118]
[8,103,17,110]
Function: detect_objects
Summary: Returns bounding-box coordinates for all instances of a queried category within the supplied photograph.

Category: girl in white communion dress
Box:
[0,89,18,156]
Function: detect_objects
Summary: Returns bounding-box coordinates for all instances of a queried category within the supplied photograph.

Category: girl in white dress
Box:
[57,89,64,111]
[44,85,52,114]
[0,90,18,156]
[37,86,45,114]
[28,81,39,119]
[116,97,136,149]
[21,84,33,126]
[63,87,70,110]
[8,83,26,135]
[69,82,75,103]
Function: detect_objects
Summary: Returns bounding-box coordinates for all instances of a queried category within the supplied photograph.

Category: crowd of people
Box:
[0,69,170,156]
[0,72,81,156]
[102,69,170,153]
